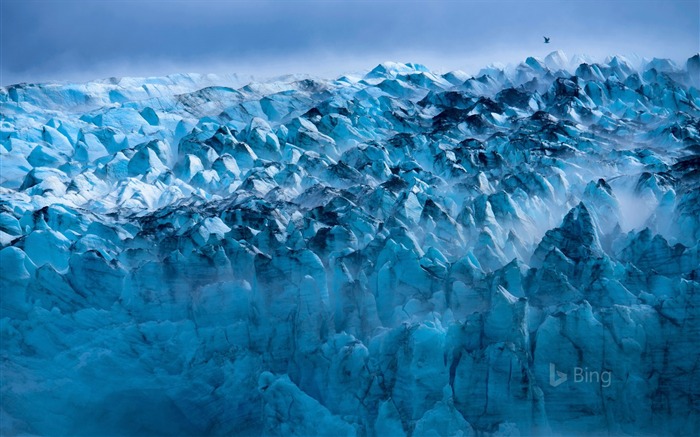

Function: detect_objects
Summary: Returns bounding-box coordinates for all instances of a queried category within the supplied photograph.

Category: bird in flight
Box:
[544,36,551,44]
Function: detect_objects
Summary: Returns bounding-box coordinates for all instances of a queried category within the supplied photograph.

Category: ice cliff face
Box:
[2,52,700,436]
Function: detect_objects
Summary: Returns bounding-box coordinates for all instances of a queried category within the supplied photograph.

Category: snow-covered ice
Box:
[1,53,700,436]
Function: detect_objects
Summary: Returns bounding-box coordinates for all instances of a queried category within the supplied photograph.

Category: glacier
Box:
[1,52,700,436]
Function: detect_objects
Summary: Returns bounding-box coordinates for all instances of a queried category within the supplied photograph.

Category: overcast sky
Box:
[1,0,699,85]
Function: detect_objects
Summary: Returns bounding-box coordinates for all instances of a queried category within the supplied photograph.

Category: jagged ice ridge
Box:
[1,52,700,436]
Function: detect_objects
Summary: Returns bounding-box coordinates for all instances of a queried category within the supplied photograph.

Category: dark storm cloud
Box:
[1,0,699,85]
